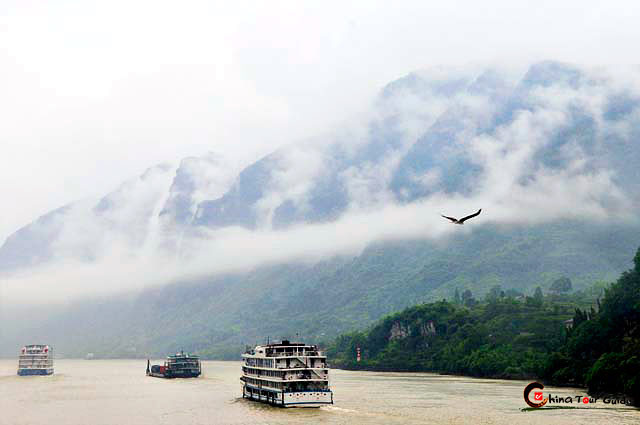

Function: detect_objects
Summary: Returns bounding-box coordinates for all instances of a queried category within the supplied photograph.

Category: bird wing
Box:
[441,214,459,223]
[459,209,482,223]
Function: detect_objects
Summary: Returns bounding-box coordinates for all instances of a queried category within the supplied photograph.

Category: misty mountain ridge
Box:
[2,60,639,273]
[2,61,640,358]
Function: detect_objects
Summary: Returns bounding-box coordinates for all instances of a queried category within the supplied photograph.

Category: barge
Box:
[146,351,201,378]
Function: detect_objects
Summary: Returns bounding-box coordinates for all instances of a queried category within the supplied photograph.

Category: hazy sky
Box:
[2,0,640,241]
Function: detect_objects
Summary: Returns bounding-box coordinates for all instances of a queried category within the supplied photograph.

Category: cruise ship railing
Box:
[263,351,323,357]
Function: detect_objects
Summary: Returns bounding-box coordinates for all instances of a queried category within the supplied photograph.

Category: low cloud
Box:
[1,169,630,305]
[2,63,639,305]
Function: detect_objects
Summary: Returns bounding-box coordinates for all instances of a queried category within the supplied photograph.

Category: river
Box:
[1,359,638,424]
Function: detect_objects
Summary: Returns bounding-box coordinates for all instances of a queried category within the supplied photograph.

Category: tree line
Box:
[327,247,640,405]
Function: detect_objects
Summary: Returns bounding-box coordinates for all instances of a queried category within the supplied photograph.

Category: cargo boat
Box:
[17,345,54,376]
[241,340,333,408]
[146,351,201,378]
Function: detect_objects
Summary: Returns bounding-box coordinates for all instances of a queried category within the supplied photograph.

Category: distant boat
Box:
[146,351,201,378]
[85,353,95,360]
[241,340,333,407]
[17,345,54,376]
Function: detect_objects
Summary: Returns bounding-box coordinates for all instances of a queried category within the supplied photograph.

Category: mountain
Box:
[2,219,638,359]
[2,61,640,358]
[0,163,176,271]
[0,155,239,272]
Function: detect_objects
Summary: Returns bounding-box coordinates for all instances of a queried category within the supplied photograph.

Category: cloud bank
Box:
[5,0,640,241]
[2,62,639,305]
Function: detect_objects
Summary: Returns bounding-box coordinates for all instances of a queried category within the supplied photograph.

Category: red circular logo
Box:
[523,382,548,408]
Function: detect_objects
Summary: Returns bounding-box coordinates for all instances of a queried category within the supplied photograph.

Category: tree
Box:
[534,286,544,301]
[573,308,588,328]
[504,288,523,298]
[462,290,475,307]
[485,285,503,303]
[550,277,572,294]
[525,287,544,308]
[454,288,461,305]
[557,247,640,405]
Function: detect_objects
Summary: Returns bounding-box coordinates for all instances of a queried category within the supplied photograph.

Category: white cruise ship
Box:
[241,340,333,407]
[17,345,54,376]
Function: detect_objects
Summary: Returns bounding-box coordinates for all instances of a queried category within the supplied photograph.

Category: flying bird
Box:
[441,209,482,225]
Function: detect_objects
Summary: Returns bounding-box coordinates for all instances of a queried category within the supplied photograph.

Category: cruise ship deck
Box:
[240,340,333,407]
[17,345,54,376]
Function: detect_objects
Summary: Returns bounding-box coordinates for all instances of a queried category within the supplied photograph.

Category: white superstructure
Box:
[241,340,333,408]
[18,345,54,376]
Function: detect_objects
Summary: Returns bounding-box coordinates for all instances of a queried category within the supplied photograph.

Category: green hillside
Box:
[2,220,638,360]
[328,246,640,405]
[327,286,598,376]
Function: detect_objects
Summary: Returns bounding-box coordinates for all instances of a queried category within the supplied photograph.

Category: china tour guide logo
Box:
[524,382,548,408]
[523,382,632,408]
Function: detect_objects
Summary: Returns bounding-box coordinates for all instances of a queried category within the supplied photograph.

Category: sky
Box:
[3,0,640,242]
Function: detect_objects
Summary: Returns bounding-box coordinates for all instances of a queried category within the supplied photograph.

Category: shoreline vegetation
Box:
[327,247,640,406]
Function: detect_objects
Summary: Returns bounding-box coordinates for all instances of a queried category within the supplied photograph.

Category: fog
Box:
[4,0,640,239]
[3,62,638,304]
[3,1,640,306]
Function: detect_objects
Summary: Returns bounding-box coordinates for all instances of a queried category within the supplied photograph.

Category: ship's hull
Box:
[147,371,201,379]
[18,368,54,376]
[242,383,333,408]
